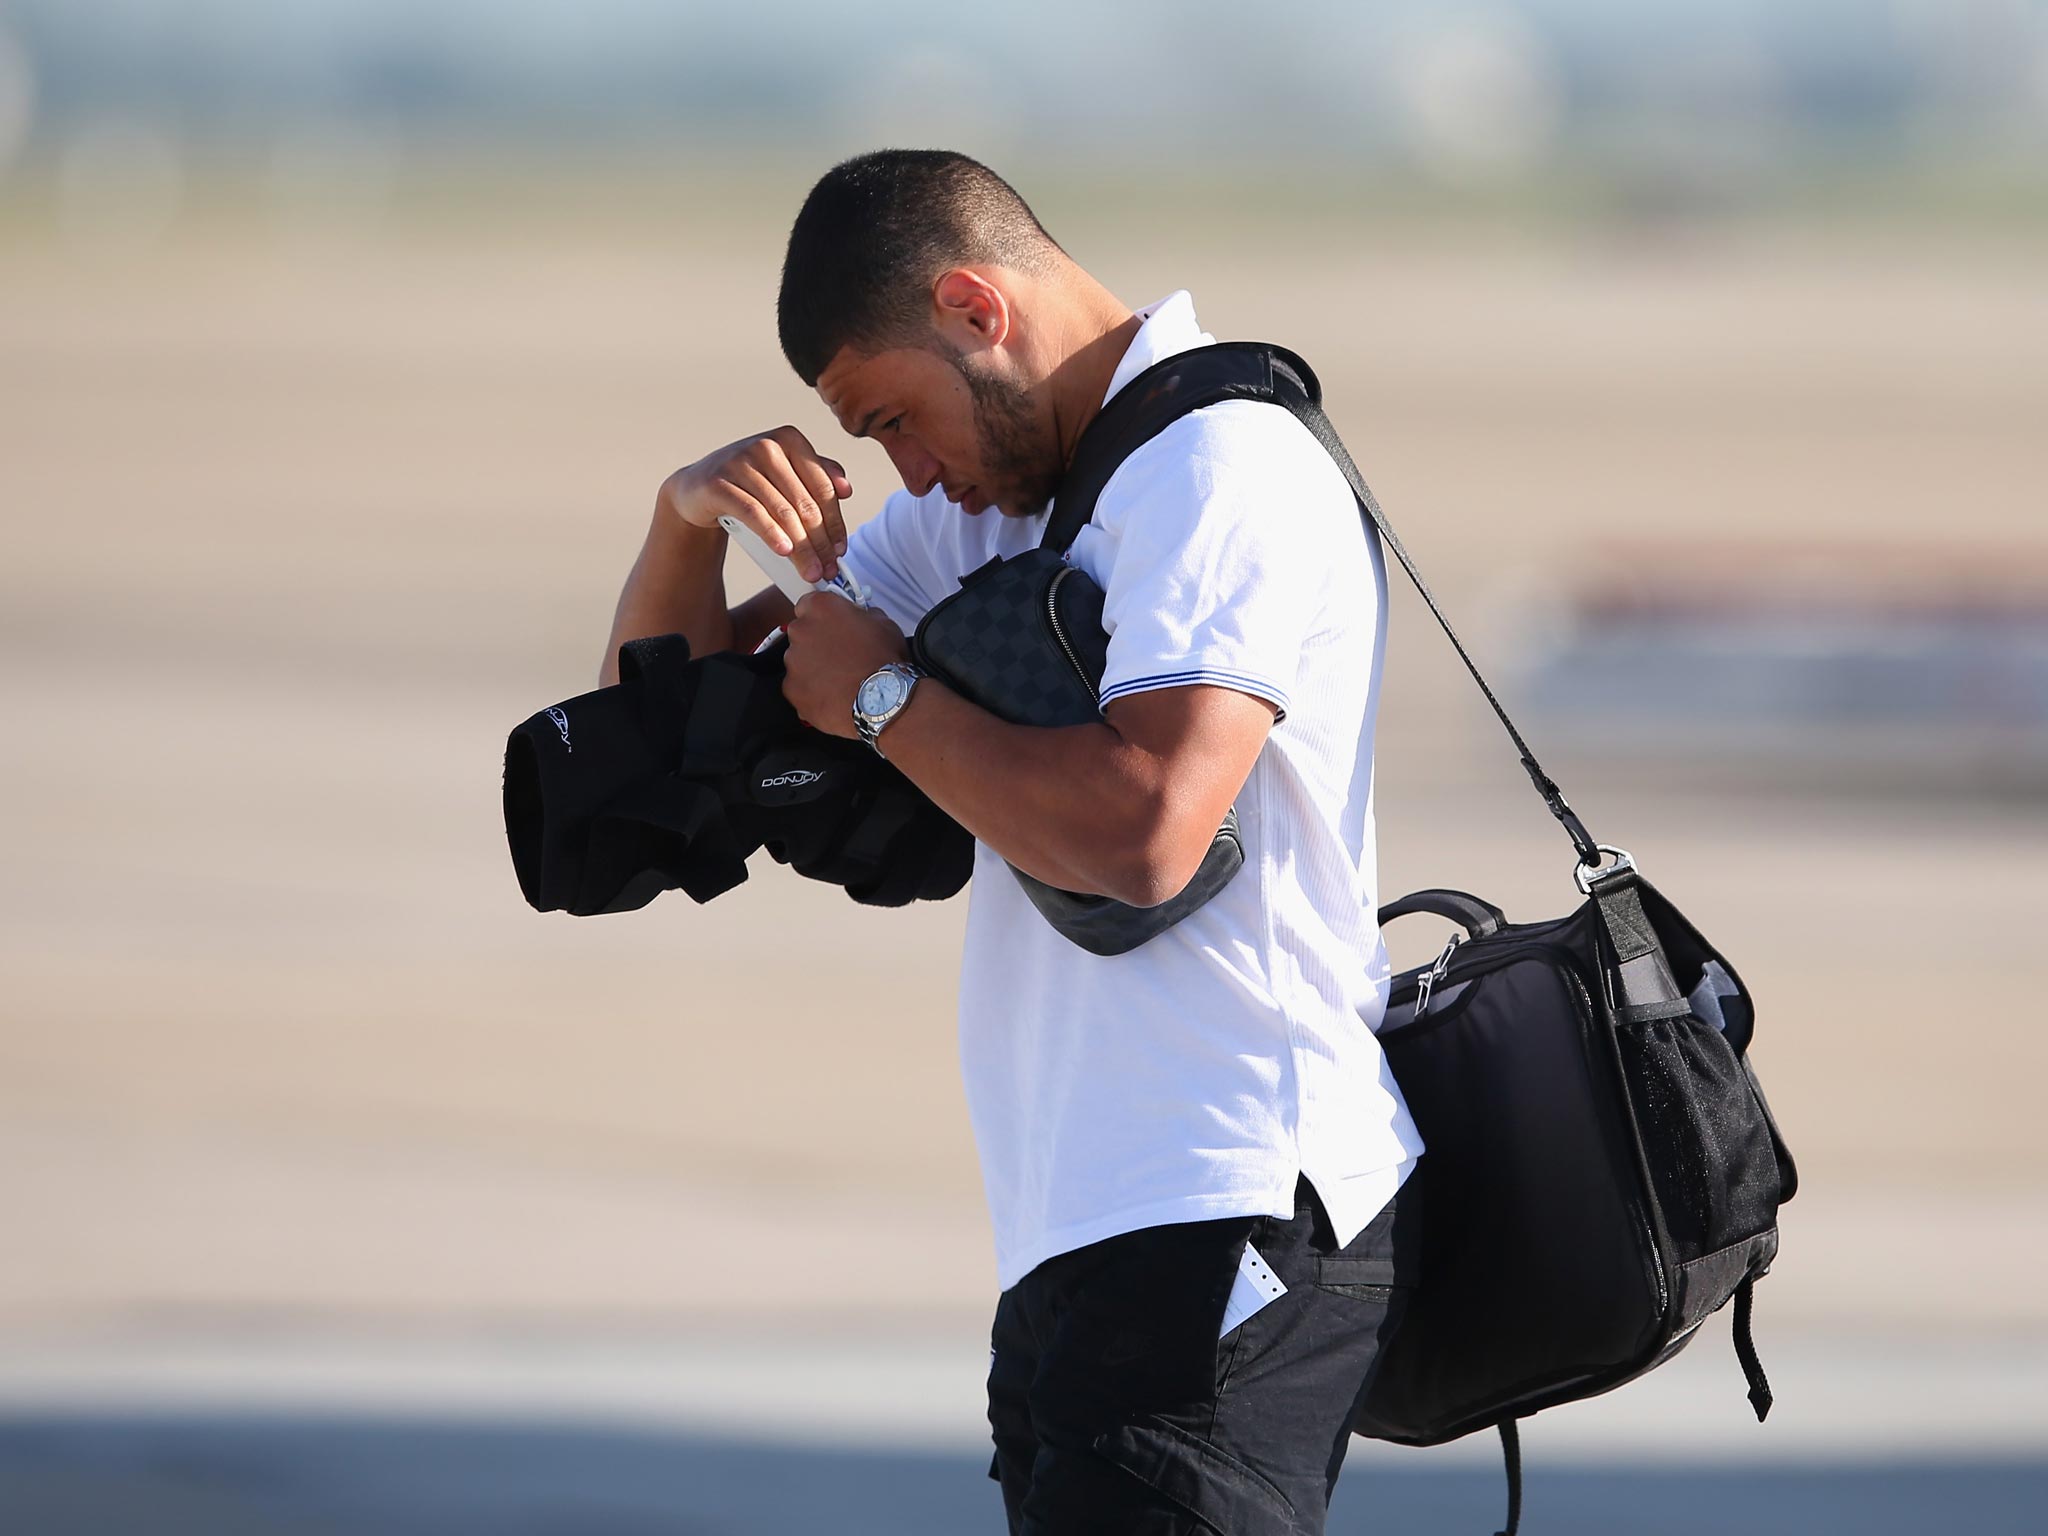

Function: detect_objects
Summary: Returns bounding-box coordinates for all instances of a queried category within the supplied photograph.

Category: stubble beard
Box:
[959,358,1060,520]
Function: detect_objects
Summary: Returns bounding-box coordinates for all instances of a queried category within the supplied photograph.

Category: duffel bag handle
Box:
[1378,888,1506,940]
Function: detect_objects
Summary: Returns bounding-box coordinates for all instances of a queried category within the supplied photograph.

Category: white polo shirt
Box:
[841,290,1423,1290]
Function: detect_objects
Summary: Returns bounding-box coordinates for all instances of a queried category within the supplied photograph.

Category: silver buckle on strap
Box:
[1573,845,1637,895]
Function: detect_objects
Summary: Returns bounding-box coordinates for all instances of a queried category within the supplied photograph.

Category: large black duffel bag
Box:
[1357,859,1798,1531]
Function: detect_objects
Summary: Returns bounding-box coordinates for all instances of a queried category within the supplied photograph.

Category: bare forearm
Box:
[874,682,1196,904]
[600,513,735,686]
[778,598,1271,909]
[601,424,850,688]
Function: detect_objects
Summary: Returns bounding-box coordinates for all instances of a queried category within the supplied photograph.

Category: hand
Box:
[659,426,851,582]
[782,592,910,739]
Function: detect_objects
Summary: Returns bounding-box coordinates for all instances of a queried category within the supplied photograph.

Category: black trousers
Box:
[985,1169,1423,1535]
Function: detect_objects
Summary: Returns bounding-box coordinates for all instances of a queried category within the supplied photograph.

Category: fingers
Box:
[697,475,784,555]
[731,461,831,582]
[788,589,847,625]
[803,453,851,561]
[762,428,849,577]
[666,427,854,580]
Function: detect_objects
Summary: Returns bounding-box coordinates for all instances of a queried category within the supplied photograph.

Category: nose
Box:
[886,440,942,499]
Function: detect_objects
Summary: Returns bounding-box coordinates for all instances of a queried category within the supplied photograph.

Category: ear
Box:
[931,268,1010,353]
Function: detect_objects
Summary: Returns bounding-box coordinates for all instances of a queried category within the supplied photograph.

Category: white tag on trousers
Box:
[1218,1242,1287,1338]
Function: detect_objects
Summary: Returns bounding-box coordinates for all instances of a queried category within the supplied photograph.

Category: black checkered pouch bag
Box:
[910,547,1244,956]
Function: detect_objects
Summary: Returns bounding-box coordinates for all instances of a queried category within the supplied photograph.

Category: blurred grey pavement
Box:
[2,1321,2044,1534]
[3,1420,2042,1535]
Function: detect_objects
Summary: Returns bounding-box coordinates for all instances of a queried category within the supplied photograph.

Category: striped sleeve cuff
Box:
[1098,667,1290,723]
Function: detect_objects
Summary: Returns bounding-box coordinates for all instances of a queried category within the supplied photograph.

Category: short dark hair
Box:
[777,149,1064,387]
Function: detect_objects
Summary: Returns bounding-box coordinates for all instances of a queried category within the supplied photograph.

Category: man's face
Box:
[817,337,1062,520]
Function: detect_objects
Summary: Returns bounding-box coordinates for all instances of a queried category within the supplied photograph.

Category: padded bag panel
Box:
[1357,949,1664,1444]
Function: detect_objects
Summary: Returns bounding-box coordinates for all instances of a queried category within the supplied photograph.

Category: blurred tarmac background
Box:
[2,1,2045,1530]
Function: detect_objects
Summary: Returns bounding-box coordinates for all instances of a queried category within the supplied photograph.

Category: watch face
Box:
[859,670,907,718]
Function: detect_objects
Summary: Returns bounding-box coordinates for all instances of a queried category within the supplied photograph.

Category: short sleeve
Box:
[1090,403,1341,724]
[838,489,946,636]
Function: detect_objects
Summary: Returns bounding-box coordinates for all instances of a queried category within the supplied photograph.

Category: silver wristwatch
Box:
[853,661,923,754]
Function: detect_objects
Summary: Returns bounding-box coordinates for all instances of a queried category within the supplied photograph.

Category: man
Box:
[601,149,1425,1535]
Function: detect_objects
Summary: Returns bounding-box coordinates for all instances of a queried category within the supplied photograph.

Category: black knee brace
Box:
[503,634,971,916]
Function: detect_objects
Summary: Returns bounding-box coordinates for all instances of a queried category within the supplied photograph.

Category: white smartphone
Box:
[718,513,870,609]
[718,514,817,603]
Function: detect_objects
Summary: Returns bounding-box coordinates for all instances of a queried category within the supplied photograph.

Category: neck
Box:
[1043,283,1142,475]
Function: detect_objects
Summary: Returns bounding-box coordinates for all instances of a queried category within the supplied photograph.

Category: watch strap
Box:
[854,662,922,752]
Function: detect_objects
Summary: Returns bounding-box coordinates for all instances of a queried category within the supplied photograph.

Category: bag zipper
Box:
[1044,565,1096,692]
[1412,934,1462,1021]
[1392,937,1571,1008]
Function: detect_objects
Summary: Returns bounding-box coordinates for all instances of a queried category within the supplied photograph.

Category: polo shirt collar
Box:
[1100,290,1206,409]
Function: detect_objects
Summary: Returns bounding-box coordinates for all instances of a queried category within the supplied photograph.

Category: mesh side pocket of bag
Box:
[1614,1013,1781,1264]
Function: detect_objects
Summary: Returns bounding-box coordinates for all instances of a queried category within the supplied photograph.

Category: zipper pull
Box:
[1413,934,1462,1021]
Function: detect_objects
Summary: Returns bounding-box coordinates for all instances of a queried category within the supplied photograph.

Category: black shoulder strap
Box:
[1045,339,1600,865]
